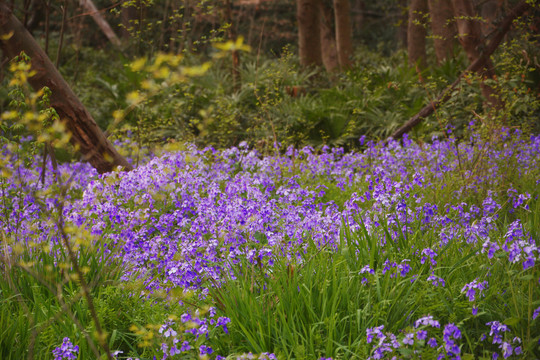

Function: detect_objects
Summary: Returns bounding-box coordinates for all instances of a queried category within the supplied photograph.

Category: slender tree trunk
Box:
[397,0,408,49]
[333,0,353,68]
[223,0,241,90]
[351,0,364,34]
[297,0,322,67]
[452,0,500,107]
[79,0,121,47]
[481,0,499,37]
[428,0,456,64]
[26,0,44,33]
[319,1,339,72]
[408,0,428,69]
[120,0,138,39]
[0,3,132,174]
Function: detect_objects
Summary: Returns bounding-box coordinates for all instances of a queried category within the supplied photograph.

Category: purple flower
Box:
[427,274,446,287]
[360,265,375,275]
[416,330,427,340]
[359,135,366,146]
[403,333,414,345]
[421,248,438,266]
[180,313,192,323]
[523,256,535,270]
[199,344,213,355]
[415,315,440,328]
[487,321,509,338]
[533,306,540,320]
[461,279,488,302]
[217,316,231,333]
[501,341,513,358]
[159,321,177,338]
[443,323,461,356]
[180,341,190,352]
[366,325,385,343]
[398,260,411,277]
[169,343,181,356]
[482,194,499,215]
[52,338,79,360]
[482,240,500,259]
[427,337,438,348]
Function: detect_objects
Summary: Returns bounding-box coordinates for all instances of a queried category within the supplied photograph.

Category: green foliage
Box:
[109,46,433,150]
[106,30,537,151]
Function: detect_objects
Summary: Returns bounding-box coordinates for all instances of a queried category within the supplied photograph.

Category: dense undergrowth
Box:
[76,42,539,150]
[1,126,539,359]
[3,27,535,154]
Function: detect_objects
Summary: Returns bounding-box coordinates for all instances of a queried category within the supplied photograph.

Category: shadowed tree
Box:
[408,0,428,69]
[397,0,408,48]
[297,0,323,67]
[333,0,353,68]
[319,0,339,72]
[428,0,456,64]
[452,0,500,107]
[481,0,499,37]
[0,2,132,174]
[120,0,138,39]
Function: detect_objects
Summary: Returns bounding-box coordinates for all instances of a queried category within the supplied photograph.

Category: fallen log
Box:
[0,2,132,173]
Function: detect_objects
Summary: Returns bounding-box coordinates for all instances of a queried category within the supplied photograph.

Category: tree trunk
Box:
[333,0,353,69]
[481,0,499,37]
[297,0,322,67]
[319,1,339,72]
[0,3,132,174]
[79,0,122,47]
[428,0,456,64]
[223,0,241,90]
[351,0,364,34]
[408,0,428,69]
[452,0,499,107]
[397,0,408,49]
[120,0,138,39]
[390,0,531,140]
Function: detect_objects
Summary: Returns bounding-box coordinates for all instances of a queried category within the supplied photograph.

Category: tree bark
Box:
[120,0,138,39]
[223,0,241,90]
[0,3,132,174]
[319,1,339,72]
[333,0,353,69]
[351,0,364,34]
[452,0,499,106]
[397,0,408,49]
[481,0,499,37]
[390,0,531,140]
[297,0,322,67]
[79,0,122,47]
[428,0,456,64]
[408,0,428,69]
